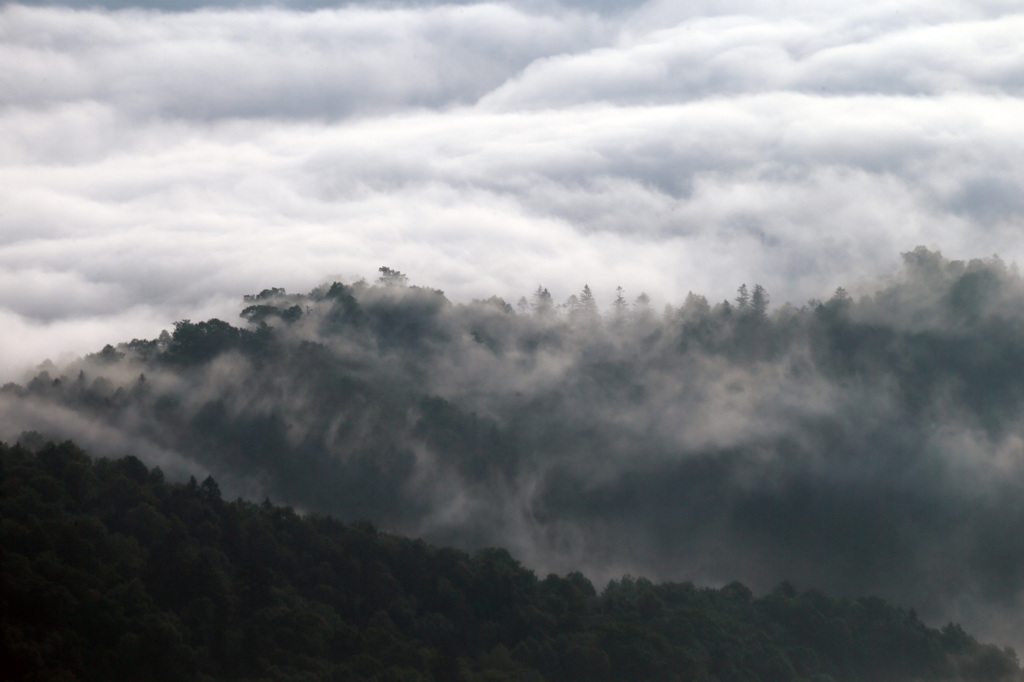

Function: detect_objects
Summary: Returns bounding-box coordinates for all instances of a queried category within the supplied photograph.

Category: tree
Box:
[751,284,770,318]
[563,294,580,317]
[612,286,628,318]
[200,475,222,502]
[166,319,244,364]
[632,293,654,327]
[378,267,409,288]
[533,286,554,318]
[682,292,710,319]
[578,285,598,319]
[736,284,750,310]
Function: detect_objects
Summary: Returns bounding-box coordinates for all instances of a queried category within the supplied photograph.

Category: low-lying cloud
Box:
[8,248,1024,652]
[3,0,1024,381]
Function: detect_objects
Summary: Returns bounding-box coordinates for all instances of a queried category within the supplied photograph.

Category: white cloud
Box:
[2,1,1024,378]
[0,3,609,117]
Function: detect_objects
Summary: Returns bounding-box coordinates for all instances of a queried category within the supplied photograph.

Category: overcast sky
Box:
[2,0,1024,378]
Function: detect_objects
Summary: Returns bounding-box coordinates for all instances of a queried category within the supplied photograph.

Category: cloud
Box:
[0,390,208,479]
[0,298,240,381]
[0,3,609,118]
[5,95,1022,328]
[480,13,1024,109]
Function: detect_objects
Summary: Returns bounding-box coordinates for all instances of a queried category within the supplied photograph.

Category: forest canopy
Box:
[5,248,1024,649]
[2,439,1020,682]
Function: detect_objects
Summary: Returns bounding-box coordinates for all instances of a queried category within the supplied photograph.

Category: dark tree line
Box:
[2,440,1019,682]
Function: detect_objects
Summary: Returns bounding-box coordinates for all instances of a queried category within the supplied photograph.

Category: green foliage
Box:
[1,441,1019,682]
[165,319,249,364]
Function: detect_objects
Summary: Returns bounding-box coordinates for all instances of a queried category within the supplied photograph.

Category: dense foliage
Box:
[8,250,1024,644]
[2,440,1019,682]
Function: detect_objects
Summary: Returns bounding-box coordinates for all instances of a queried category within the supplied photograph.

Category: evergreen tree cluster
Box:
[7,248,1024,646]
[2,440,1019,682]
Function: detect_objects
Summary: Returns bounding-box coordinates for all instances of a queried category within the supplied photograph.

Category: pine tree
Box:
[578,285,598,319]
[533,286,554,317]
[736,284,750,310]
[751,284,770,317]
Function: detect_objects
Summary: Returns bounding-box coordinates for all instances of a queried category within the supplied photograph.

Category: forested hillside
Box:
[2,440,1019,682]
[5,247,1024,644]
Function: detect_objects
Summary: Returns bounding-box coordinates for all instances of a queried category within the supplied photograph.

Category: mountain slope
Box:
[2,440,1019,682]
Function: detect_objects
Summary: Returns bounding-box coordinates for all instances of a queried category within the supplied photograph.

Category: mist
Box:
[4,248,1024,653]
[4,0,1024,381]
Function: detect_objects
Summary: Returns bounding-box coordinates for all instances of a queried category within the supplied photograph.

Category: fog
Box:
[6,249,1024,653]
[3,0,1024,379]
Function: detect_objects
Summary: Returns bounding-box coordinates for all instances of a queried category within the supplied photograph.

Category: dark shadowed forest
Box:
[5,247,1024,649]
[2,440,1020,682]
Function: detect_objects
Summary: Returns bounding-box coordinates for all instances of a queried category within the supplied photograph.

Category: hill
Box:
[5,248,1024,645]
[2,439,1020,682]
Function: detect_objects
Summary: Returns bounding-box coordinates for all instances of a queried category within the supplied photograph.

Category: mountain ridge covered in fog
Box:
[5,246,1024,648]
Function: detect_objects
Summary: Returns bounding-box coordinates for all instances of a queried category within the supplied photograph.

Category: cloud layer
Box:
[3,0,1024,378]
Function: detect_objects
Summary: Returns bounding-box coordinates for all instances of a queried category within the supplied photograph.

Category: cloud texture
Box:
[2,0,1024,379]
